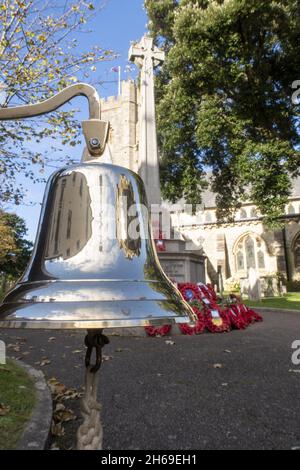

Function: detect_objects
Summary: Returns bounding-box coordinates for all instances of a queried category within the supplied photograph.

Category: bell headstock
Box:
[0,82,110,159]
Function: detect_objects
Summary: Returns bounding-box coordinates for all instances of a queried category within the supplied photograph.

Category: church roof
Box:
[201,175,300,209]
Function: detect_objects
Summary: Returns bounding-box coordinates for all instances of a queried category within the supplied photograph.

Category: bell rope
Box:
[77,330,109,450]
[77,365,103,450]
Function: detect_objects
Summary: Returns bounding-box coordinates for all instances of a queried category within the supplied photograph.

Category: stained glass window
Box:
[245,236,256,269]
[235,234,267,271]
[237,251,244,270]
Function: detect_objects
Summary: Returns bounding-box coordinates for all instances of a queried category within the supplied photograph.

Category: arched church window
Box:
[240,209,247,219]
[234,233,268,272]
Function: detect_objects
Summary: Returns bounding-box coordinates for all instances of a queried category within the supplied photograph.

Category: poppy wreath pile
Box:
[178,283,231,333]
[174,283,206,335]
[228,294,263,324]
[144,282,262,337]
[177,304,206,335]
[197,282,219,302]
[198,284,262,330]
[225,306,248,330]
[144,324,172,337]
[230,294,263,325]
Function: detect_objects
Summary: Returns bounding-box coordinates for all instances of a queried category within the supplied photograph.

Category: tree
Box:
[145,0,300,225]
[0,0,115,204]
[0,210,32,280]
[0,210,16,263]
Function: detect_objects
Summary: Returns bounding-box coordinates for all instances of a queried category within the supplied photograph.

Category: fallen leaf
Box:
[50,443,60,451]
[0,404,10,416]
[47,378,83,401]
[51,421,65,437]
[48,337,56,342]
[71,350,82,354]
[53,403,76,423]
[102,355,113,362]
[55,403,65,412]
[165,340,175,346]
[224,350,231,354]
[63,389,83,400]
[213,363,223,369]
[35,359,51,367]
[47,378,67,396]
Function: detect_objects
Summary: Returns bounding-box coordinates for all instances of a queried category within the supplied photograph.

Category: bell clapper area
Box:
[77,330,110,450]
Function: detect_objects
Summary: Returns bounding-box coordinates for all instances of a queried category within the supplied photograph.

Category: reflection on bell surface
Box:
[0,162,195,329]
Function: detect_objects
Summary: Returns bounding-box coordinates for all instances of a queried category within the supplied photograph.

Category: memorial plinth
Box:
[157,239,206,283]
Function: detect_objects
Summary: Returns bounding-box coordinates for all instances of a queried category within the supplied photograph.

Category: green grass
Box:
[245,292,300,310]
[0,359,36,449]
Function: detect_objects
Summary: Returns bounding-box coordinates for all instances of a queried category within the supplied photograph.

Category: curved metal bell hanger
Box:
[0,83,110,159]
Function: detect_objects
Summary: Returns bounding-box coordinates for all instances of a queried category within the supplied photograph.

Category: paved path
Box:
[1,310,300,450]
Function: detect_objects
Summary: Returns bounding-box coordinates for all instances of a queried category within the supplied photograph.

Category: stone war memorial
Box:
[101,36,206,285]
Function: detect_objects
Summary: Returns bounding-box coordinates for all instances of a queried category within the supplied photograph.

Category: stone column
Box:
[129,36,165,206]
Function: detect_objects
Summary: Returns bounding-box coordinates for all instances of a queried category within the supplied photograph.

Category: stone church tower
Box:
[101,80,139,173]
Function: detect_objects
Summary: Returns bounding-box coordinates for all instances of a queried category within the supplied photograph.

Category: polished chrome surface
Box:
[0,162,195,329]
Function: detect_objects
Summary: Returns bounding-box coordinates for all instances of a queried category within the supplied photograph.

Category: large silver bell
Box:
[0,161,195,329]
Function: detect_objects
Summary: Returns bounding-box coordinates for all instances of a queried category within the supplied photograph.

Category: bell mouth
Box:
[0,280,195,330]
[0,316,190,330]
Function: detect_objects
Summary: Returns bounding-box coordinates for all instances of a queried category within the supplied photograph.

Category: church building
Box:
[102,79,300,296]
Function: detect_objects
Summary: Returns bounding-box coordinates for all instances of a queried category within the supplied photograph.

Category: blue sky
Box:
[10,0,148,241]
